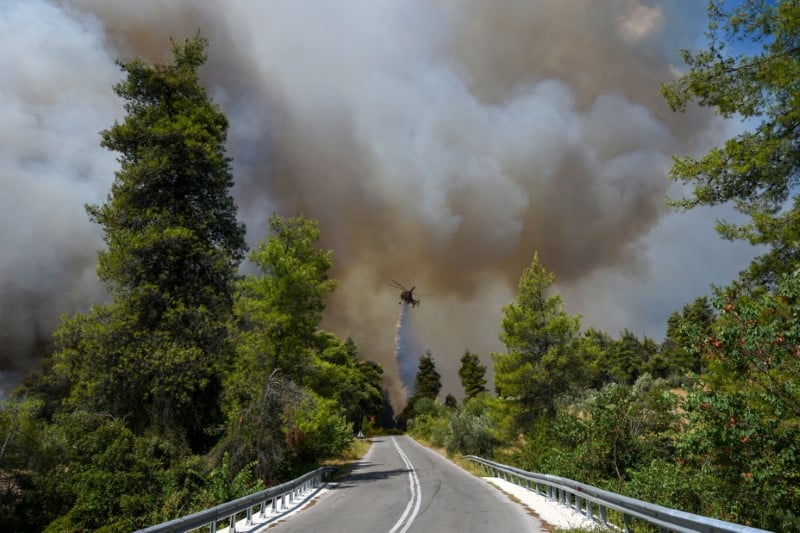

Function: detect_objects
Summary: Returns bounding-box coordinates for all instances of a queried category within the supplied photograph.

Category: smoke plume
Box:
[1,1,759,401]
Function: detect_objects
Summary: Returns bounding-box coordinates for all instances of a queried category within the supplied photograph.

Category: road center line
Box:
[388,437,421,533]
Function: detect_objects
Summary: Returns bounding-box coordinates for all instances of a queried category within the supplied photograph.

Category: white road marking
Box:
[388,437,422,533]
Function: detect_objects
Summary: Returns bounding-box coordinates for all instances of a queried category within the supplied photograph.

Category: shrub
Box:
[444,410,495,456]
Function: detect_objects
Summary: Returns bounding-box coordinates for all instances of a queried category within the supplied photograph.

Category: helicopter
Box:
[388,280,420,307]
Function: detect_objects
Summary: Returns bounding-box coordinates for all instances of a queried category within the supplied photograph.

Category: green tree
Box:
[458,350,487,401]
[550,376,679,488]
[661,296,715,375]
[53,34,246,449]
[222,214,354,477]
[578,328,615,388]
[662,0,800,287]
[666,268,800,529]
[705,268,800,423]
[311,334,385,434]
[492,253,582,429]
[677,388,799,529]
[444,393,458,409]
[608,329,646,385]
[414,350,442,400]
[228,214,337,407]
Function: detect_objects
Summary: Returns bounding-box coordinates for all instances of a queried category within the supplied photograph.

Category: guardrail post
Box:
[229,513,237,532]
[599,505,608,526]
[246,506,253,526]
[623,513,633,533]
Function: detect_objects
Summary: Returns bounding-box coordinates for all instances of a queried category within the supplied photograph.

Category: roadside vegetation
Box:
[404,2,800,530]
[0,35,385,532]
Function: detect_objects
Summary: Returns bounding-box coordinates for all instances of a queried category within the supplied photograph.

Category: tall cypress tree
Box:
[54,34,246,450]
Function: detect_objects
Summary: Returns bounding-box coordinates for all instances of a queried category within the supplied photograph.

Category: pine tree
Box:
[53,34,246,450]
[444,393,458,409]
[229,214,336,396]
[662,296,715,374]
[458,350,487,401]
[662,0,800,288]
[492,253,582,428]
[414,350,442,400]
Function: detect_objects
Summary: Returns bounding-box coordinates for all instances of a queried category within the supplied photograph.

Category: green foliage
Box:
[217,374,300,482]
[2,409,182,533]
[406,398,448,446]
[283,392,353,465]
[0,399,48,531]
[576,328,615,388]
[406,394,496,457]
[52,34,246,450]
[218,372,353,482]
[551,376,679,488]
[458,350,487,401]
[673,268,800,529]
[499,417,558,473]
[192,453,265,511]
[3,35,383,532]
[676,388,799,528]
[706,268,800,417]
[444,393,458,409]
[444,397,496,457]
[413,350,442,400]
[492,253,582,429]
[310,334,385,433]
[662,0,800,287]
[228,214,336,403]
[624,459,706,517]
[607,329,646,385]
[661,296,715,375]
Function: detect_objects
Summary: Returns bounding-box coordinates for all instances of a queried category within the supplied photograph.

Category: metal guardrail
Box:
[462,456,773,533]
[137,466,335,533]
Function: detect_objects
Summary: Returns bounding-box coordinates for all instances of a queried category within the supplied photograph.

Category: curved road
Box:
[267,436,545,532]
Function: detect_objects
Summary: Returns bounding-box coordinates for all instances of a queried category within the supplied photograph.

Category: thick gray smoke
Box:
[2,1,758,401]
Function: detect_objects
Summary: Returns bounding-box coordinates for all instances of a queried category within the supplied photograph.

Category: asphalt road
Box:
[265,435,546,532]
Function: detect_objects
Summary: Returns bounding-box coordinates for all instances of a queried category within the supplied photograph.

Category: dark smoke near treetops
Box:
[1,1,757,402]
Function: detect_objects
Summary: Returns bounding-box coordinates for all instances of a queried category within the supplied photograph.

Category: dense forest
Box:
[2,1,800,531]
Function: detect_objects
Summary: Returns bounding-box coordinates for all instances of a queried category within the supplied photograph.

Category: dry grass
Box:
[452,456,489,477]
[320,438,373,481]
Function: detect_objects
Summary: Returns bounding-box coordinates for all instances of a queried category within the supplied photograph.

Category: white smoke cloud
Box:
[0,0,121,389]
